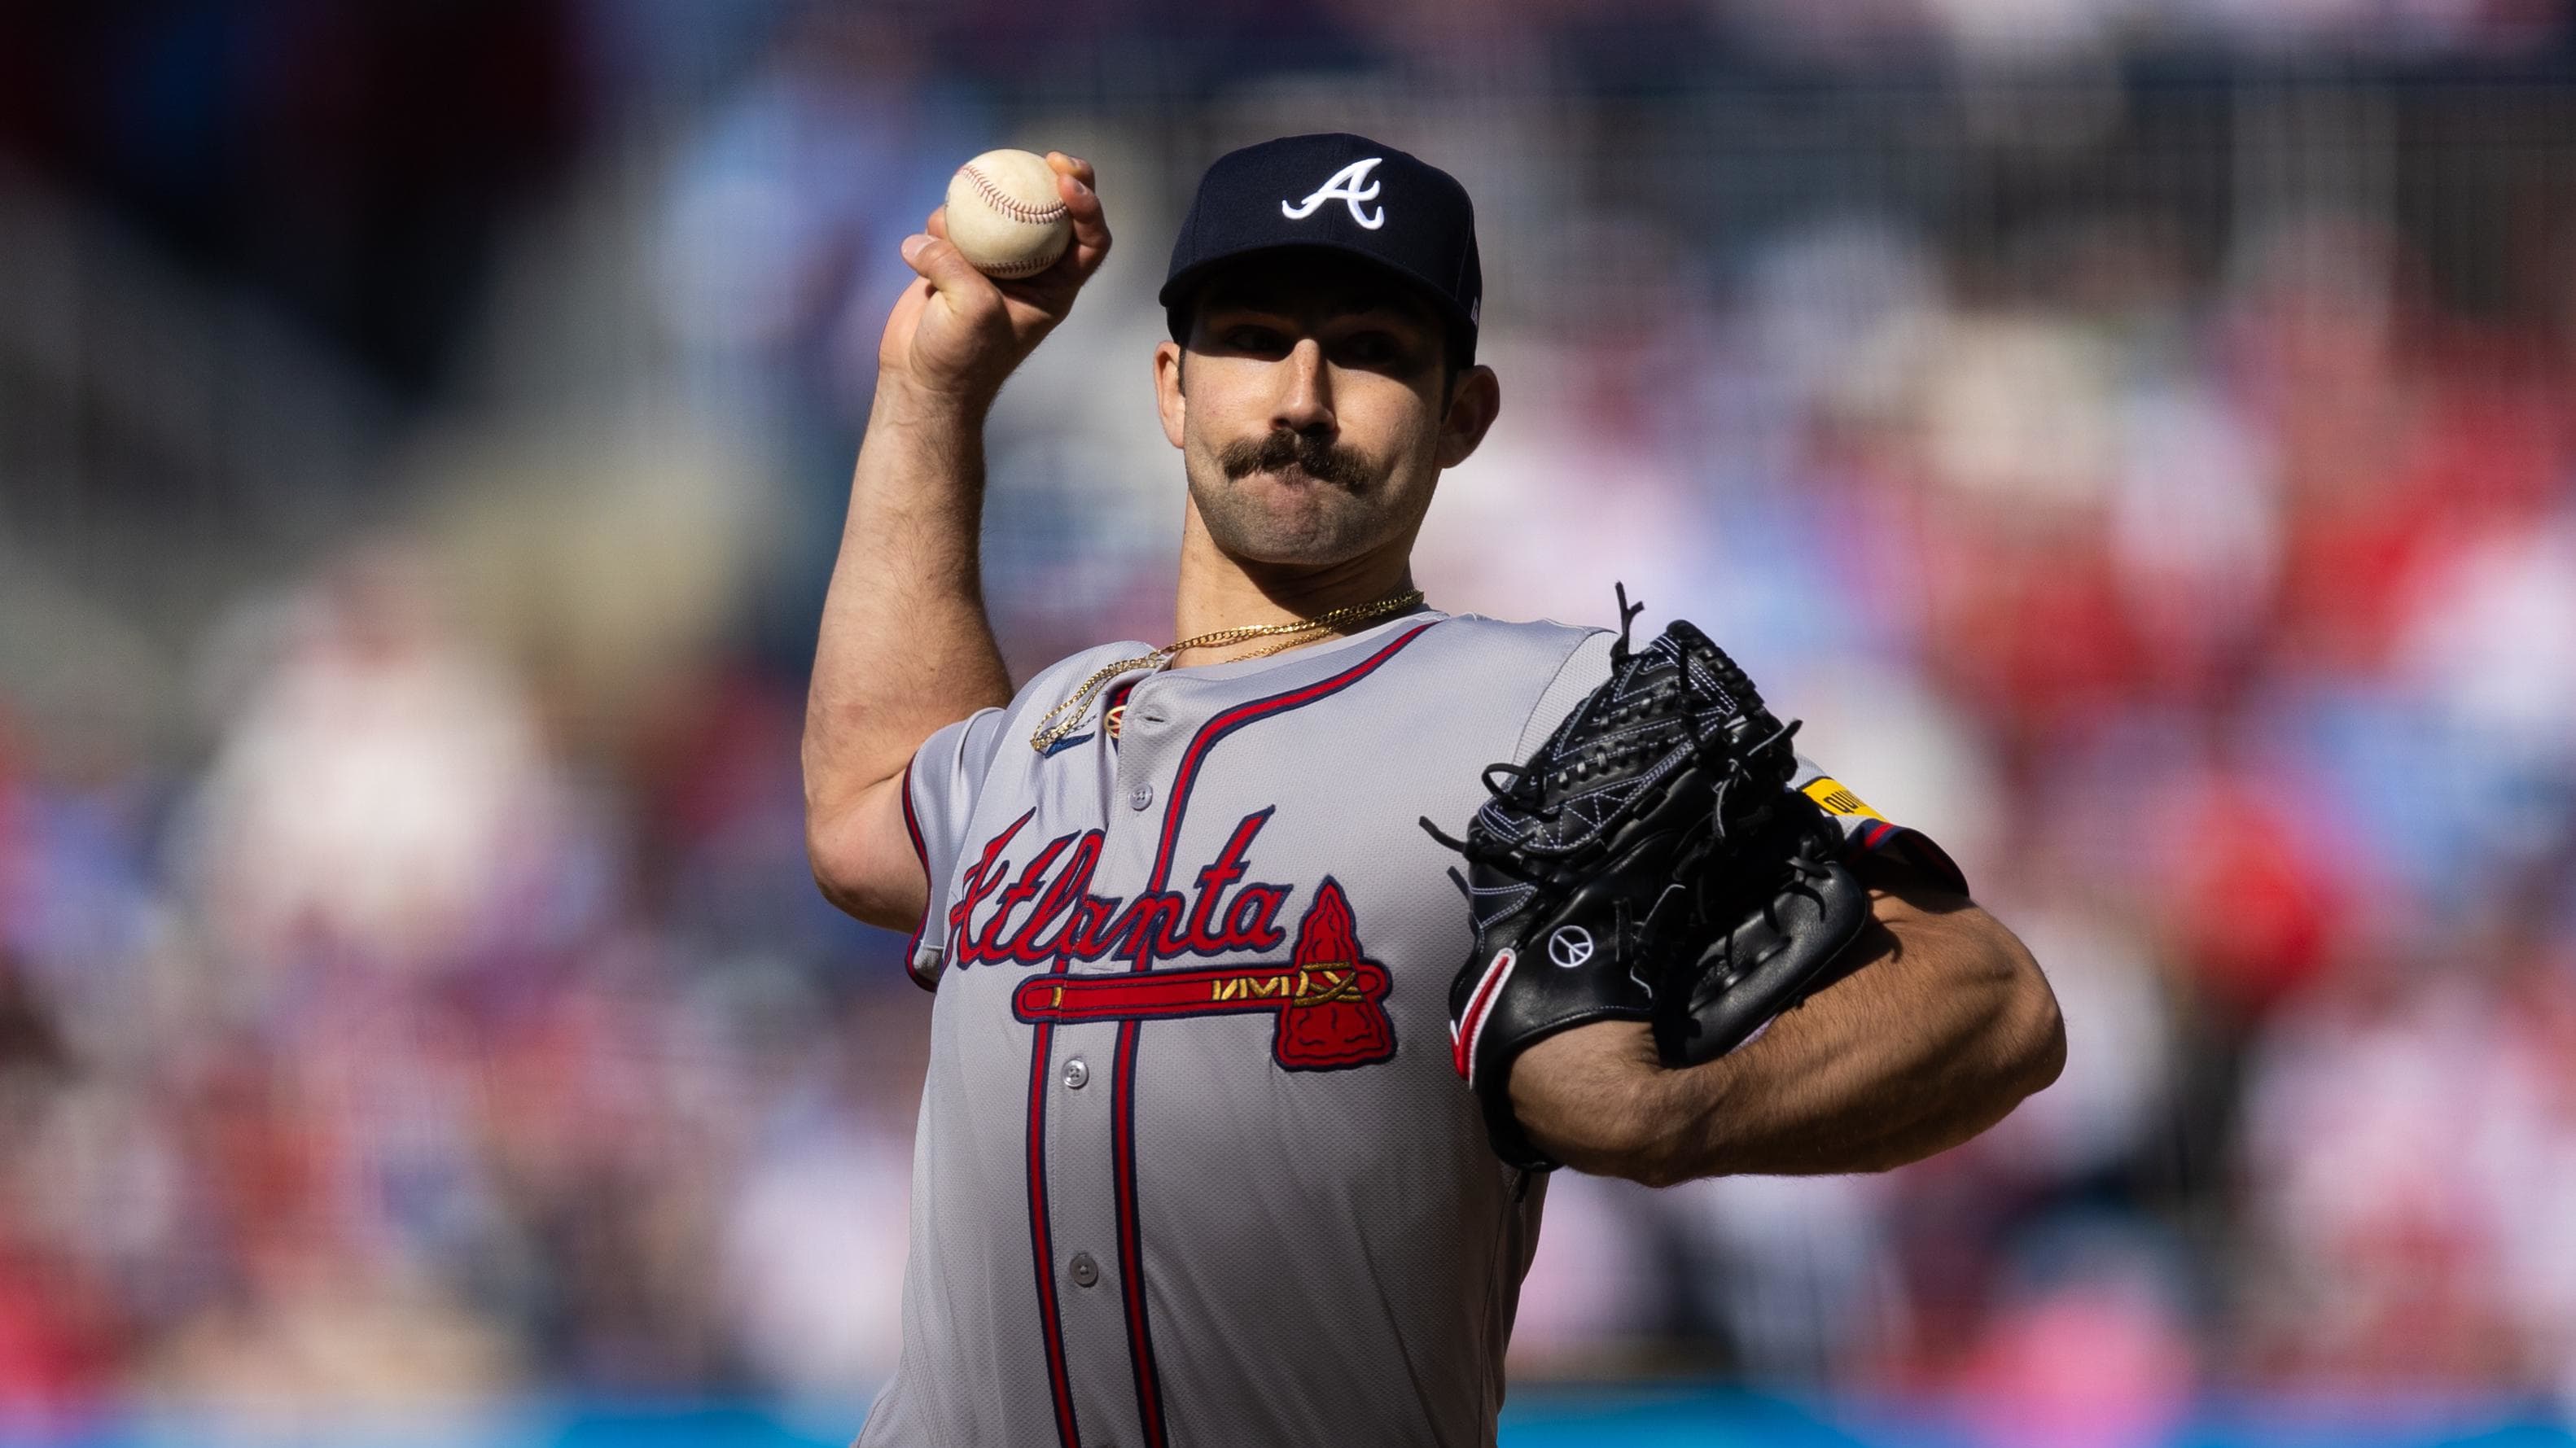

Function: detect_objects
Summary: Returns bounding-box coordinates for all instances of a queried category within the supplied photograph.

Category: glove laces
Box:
[1417,584,1801,868]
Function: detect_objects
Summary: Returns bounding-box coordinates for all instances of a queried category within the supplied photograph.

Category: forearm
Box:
[800,153,1109,929]
[1515,886,2064,1185]
[801,386,1013,921]
[807,385,1011,794]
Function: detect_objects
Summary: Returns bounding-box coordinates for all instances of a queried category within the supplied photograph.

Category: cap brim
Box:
[1159,242,1477,356]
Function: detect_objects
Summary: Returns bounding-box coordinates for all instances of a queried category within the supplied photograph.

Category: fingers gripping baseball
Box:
[880,232,1016,405]
[1049,151,1112,282]
[878,151,1111,412]
[901,233,990,293]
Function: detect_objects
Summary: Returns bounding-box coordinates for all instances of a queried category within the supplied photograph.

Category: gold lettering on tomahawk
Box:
[1294,966,1358,1006]
[1199,965,1367,1008]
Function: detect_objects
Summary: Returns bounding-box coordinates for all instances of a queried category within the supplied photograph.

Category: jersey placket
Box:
[1014,623,1445,1448]
[1037,672,1185,1448]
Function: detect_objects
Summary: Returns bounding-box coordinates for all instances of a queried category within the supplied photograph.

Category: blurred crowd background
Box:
[6,0,2576,1442]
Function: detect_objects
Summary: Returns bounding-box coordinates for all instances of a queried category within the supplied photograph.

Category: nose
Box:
[1272,337,1334,438]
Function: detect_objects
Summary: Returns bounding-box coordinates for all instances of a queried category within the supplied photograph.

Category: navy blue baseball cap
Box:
[1159,133,1483,367]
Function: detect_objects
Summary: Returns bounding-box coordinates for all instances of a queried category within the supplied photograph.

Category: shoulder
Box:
[1378,615,1618,755]
[1417,612,1619,719]
[917,641,1154,772]
[1001,640,1159,713]
[1413,613,1608,680]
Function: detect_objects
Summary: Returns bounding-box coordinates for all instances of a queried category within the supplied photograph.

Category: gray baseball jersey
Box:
[857,610,1959,1448]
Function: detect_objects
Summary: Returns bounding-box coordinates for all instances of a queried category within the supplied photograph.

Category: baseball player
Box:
[804,133,2064,1447]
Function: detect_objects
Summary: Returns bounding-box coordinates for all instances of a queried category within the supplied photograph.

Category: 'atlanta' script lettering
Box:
[945,808,1293,969]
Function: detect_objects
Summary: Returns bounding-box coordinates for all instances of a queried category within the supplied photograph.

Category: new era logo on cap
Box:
[1160,133,1482,365]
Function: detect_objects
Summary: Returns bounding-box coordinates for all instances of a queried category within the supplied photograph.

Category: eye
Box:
[1335,330,1410,368]
[1223,324,1289,355]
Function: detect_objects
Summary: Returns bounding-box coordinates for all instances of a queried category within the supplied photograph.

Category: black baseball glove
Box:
[1427,593,1873,1171]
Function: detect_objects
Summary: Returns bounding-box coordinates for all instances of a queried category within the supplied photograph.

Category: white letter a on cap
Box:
[1282,158,1386,230]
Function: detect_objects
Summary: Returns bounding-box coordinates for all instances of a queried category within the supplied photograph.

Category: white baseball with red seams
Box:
[945,148,1073,278]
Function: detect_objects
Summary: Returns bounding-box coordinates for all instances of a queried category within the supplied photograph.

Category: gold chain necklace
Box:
[1027,590,1425,754]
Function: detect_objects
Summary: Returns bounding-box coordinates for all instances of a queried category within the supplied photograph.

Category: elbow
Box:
[804,805,916,932]
[2019,985,2068,1099]
[1885,926,2066,1170]
[1985,936,2067,1112]
[804,812,874,921]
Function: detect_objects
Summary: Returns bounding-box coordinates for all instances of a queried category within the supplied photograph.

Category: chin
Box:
[1210,510,1378,567]
[1189,463,1408,567]
[1221,527,1362,568]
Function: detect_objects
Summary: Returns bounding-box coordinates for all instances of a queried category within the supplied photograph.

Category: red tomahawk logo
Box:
[1011,880,1395,1071]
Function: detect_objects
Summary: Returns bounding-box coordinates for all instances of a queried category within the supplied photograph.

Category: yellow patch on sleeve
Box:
[1802,777,1885,820]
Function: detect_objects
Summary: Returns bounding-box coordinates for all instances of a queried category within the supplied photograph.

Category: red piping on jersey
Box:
[1108,619,1439,1448]
[1025,1004,1083,1447]
[916,758,1079,1442]
[1132,622,1441,973]
[1109,1017,1157,1445]
[917,762,1076,1433]
[958,767,1080,1447]
[900,769,939,992]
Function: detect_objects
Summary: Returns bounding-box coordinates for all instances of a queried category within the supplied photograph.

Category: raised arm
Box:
[1507,860,2065,1185]
[803,152,1111,930]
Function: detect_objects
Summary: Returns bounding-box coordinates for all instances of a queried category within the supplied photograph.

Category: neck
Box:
[1170,502,1421,664]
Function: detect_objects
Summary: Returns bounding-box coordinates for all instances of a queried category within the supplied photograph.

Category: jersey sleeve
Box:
[1513,631,1968,896]
[1513,630,1618,754]
[899,707,1010,990]
[1789,755,1969,896]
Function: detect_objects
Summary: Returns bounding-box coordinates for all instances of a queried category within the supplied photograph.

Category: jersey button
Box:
[1062,1057,1089,1089]
[1069,1252,1100,1288]
[1128,783,1154,811]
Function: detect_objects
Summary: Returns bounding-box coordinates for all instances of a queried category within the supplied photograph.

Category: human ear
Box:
[1154,340,1187,450]
[1434,365,1500,469]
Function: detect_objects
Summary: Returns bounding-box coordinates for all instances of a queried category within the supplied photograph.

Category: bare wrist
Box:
[1507,1021,1687,1179]
[870,375,993,434]
[1591,1041,1740,1187]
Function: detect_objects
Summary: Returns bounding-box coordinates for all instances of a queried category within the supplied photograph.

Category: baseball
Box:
[944,148,1073,279]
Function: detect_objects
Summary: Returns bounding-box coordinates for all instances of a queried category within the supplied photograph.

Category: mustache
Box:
[1217,429,1376,491]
